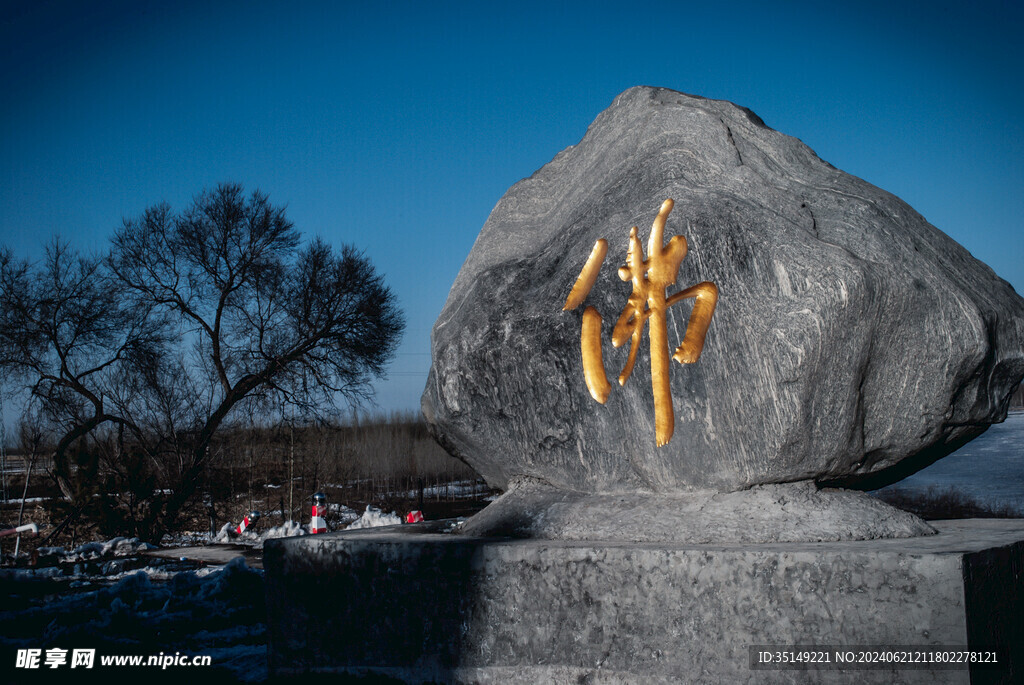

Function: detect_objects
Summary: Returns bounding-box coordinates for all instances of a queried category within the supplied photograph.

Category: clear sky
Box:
[2,0,1022,422]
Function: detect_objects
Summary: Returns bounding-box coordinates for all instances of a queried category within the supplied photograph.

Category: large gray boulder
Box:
[422,87,1024,516]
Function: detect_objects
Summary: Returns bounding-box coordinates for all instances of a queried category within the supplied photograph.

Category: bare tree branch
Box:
[1,184,405,541]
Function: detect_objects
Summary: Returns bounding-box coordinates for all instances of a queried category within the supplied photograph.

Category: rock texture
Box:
[422,86,1024,498]
[457,479,936,543]
[266,520,1024,682]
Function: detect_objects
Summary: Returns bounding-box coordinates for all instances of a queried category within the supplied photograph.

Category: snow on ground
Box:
[2,504,404,588]
[0,505,414,682]
[36,536,157,563]
[1,496,46,505]
[2,426,1019,683]
[212,519,308,548]
[871,411,1024,513]
[391,478,492,500]
[344,505,402,529]
[1,557,267,682]
[1,420,1019,681]
[1,541,206,586]
[211,505,400,547]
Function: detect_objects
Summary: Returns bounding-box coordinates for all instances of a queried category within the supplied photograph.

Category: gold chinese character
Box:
[563,199,718,446]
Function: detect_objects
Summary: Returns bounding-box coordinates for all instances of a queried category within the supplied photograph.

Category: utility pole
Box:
[1,394,8,504]
[288,410,294,524]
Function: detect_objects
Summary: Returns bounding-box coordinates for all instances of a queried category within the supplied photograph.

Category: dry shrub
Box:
[873,485,1022,520]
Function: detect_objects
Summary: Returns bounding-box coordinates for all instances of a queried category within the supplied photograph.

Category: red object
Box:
[0,523,38,538]
[405,510,424,523]
[234,511,259,535]
[311,492,327,533]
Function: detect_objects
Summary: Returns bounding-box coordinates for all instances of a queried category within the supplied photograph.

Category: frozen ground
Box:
[2,557,265,683]
[0,505,408,683]
[871,411,1024,514]
[2,421,1021,682]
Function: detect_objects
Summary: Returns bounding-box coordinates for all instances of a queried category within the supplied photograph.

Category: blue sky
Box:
[2,0,1022,421]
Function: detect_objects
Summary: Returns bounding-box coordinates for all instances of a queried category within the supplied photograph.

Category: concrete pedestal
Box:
[264,519,1024,684]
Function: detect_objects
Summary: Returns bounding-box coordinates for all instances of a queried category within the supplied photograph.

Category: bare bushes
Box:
[873,486,1022,520]
[200,410,487,530]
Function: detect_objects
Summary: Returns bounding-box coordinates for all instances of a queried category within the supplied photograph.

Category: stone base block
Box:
[264,519,1024,684]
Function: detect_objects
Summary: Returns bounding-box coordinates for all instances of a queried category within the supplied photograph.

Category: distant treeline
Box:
[203,410,482,522]
[1,410,485,546]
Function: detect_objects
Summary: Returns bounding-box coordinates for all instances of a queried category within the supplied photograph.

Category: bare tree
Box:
[14,411,45,555]
[0,241,158,504]
[0,184,404,541]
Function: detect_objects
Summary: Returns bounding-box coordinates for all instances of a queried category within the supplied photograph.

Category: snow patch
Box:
[0,557,267,682]
[36,537,156,564]
[213,519,309,548]
[345,505,402,530]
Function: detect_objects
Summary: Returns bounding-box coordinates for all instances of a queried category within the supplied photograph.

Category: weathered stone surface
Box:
[422,86,1024,495]
[265,519,1024,683]
[457,478,936,542]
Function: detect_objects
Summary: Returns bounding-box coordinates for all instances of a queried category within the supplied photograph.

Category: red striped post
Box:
[0,523,38,538]
[235,511,260,535]
[311,492,327,533]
